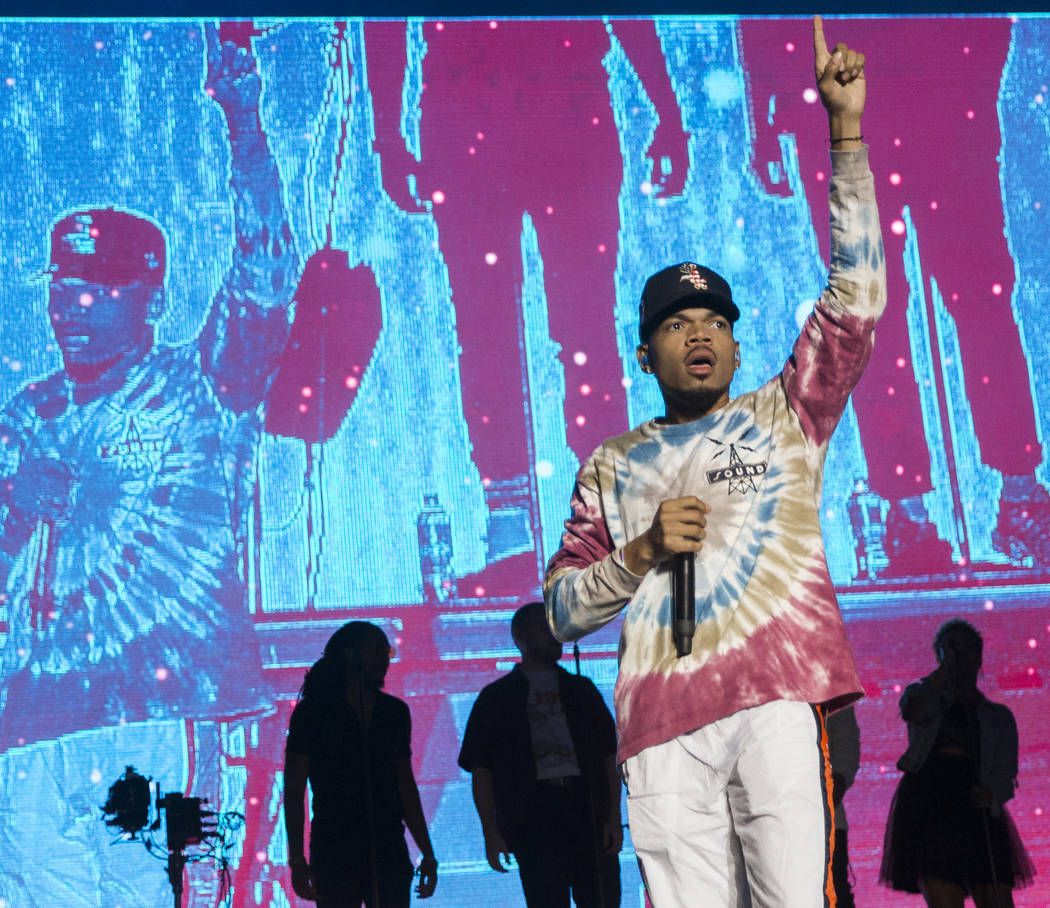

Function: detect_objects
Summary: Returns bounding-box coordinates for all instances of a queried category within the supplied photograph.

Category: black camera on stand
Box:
[160,791,219,852]
[101,766,154,838]
[100,766,243,908]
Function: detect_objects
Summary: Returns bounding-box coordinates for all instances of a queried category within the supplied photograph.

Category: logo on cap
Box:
[59,214,98,257]
[680,263,708,292]
[47,208,167,287]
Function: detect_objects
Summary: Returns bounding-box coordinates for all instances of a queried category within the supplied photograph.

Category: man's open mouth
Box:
[686,349,715,372]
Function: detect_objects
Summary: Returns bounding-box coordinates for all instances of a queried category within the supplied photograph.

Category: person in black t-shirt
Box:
[459,602,621,907]
[284,621,438,908]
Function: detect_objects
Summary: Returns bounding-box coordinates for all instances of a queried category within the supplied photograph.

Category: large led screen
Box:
[0,15,1047,907]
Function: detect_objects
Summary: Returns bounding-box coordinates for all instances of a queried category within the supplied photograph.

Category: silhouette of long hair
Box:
[298,621,391,709]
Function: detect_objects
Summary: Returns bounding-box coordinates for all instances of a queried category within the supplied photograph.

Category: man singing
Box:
[544,17,885,906]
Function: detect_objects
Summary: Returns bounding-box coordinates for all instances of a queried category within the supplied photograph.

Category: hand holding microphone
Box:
[622,496,710,574]
[622,497,710,657]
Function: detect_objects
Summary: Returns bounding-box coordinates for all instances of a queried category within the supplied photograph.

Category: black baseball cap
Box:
[639,262,739,342]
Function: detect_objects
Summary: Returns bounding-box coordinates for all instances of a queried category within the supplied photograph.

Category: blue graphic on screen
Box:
[520,211,581,569]
[401,21,427,163]
[902,204,965,563]
[1000,19,1050,486]
[0,15,1048,908]
[930,273,1005,566]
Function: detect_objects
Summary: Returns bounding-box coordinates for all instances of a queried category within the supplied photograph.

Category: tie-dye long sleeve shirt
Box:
[544,147,886,764]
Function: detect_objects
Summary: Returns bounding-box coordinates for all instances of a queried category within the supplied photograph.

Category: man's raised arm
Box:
[199,27,299,413]
[781,17,885,446]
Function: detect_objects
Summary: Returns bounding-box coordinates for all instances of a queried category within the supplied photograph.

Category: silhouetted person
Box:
[880,619,1035,907]
[459,602,622,907]
[827,705,860,908]
[284,622,438,908]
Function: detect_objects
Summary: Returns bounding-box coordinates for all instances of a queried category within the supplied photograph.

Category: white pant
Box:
[623,700,833,908]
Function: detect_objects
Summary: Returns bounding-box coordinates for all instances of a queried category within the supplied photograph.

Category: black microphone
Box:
[672,552,695,658]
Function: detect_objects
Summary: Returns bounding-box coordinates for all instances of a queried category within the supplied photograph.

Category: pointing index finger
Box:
[205,21,222,77]
[812,14,829,64]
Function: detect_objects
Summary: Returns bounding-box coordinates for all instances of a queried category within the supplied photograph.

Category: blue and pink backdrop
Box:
[0,15,1047,907]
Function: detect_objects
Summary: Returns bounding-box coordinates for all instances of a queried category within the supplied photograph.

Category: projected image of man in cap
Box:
[46,207,167,385]
[636,262,741,425]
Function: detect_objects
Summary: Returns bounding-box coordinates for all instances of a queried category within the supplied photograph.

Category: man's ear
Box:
[146,288,164,324]
[636,344,651,373]
[733,343,740,369]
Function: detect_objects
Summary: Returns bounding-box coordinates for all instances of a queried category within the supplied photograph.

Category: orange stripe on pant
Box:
[816,704,837,908]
